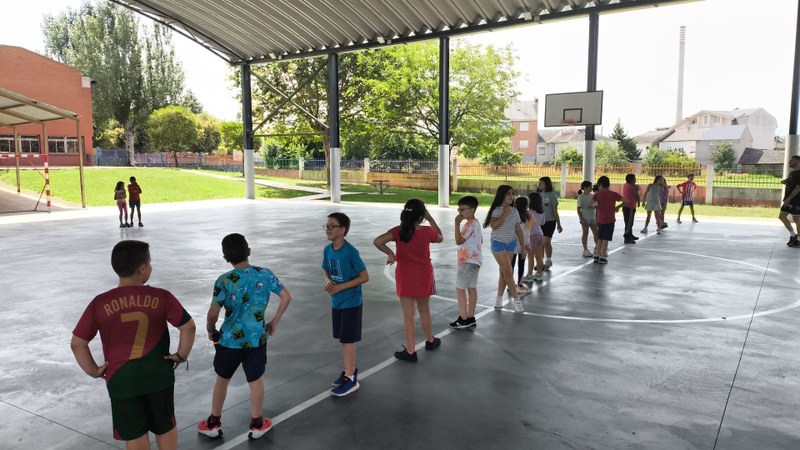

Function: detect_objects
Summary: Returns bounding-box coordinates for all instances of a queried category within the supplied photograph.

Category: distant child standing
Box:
[537,177,562,270]
[128,176,143,227]
[198,234,292,440]
[621,174,640,244]
[374,199,443,362]
[510,196,532,295]
[484,185,527,313]
[525,192,546,282]
[322,213,369,396]
[114,181,130,228]
[641,175,664,234]
[450,196,482,329]
[592,176,630,264]
[71,240,196,450]
[658,176,670,228]
[676,174,699,224]
[576,181,598,257]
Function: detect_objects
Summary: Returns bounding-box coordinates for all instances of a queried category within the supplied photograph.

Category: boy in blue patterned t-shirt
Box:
[323,213,369,397]
[198,233,292,440]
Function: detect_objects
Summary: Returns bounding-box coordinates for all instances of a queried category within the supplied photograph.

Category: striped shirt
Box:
[490,206,521,243]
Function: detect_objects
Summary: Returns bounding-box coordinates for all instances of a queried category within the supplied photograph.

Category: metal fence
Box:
[370,159,438,174]
[713,166,783,189]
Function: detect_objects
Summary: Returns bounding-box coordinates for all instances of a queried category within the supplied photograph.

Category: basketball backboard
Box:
[544,91,603,127]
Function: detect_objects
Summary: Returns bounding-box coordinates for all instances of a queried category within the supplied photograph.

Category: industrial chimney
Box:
[676,26,686,124]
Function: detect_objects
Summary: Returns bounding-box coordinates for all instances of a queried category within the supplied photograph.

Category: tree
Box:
[643,145,700,168]
[219,121,262,154]
[610,120,640,161]
[596,141,630,167]
[195,113,221,154]
[553,145,583,165]
[181,89,204,114]
[711,143,736,169]
[147,106,197,166]
[478,147,522,166]
[43,2,186,165]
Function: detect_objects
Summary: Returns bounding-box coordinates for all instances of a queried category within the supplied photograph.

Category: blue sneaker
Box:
[331,369,359,397]
[331,371,346,387]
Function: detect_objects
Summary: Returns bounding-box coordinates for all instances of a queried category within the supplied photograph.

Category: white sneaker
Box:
[641,227,648,234]
[517,284,532,296]
[544,259,552,271]
[494,296,504,310]
[522,275,535,282]
[513,297,524,313]
[582,249,593,257]
[533,273,543,282]
[656,228,661,235]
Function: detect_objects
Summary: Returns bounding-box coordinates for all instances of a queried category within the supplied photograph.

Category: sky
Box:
[1,0,796,137]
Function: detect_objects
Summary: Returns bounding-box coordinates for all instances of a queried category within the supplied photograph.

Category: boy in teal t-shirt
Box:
[322,212,369,397]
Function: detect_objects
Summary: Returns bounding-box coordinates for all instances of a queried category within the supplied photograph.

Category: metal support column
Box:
[584,12,599,183]
[76,119,86,208]
[328,54,341,203]
[13,127,20,192]
[786,1,800,177]
[438,37,451,207]
[242,64,255,199]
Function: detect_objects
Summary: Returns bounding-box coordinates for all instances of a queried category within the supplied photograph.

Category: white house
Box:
[536,127,615,163]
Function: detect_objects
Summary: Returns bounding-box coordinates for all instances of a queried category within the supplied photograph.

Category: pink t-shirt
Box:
[593,190,623,224]
[622,183,638,210]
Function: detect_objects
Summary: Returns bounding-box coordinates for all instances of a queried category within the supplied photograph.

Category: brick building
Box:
[505,100,538,162]
[0,45,93,167]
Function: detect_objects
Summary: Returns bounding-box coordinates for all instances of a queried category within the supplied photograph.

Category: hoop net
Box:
[0,153,51,214]
[560,119,578,127]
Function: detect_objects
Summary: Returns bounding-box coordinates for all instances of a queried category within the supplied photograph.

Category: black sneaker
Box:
[425,337,441,350]
[787,237,798,246]
[138,222,144,227]
[449,316,470,329]
[119,223,126,228]
[394,347,418,362]
[467,316,477,328]
[790,239,800,248]
[593,255,600,263]
[632,235,640,240]
[661,223,668,229]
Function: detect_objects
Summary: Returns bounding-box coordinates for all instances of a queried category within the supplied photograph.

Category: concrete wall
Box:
[712,187,781,207]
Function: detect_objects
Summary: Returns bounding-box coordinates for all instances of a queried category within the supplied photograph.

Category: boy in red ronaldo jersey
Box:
[71,240,196,450]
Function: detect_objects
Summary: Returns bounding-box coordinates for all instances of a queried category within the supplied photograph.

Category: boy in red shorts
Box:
[71,240,196,450]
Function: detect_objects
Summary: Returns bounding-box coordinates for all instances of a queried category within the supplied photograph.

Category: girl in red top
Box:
[374,199,443,362]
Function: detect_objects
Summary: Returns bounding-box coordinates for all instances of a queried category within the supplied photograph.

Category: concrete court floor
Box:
[0,198,798,450]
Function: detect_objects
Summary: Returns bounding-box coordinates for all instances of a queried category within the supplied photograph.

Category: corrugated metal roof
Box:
[109,0,697,65]
[0,88,79,128]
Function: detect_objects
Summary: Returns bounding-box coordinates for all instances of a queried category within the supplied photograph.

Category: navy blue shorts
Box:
[597,222,615,241]
[681,200,693,206]
[129,200,141,208]
[332,305,362,344]
[213,344,266,382]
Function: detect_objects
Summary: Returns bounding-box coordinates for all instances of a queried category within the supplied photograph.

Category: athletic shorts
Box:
[129,200,141,208]
[213,344,267,382]
[111,385,175,441]
[541,220,557,237]
[598,222,615,241]
[117,202,127,212]
[581,216,597,225]
[332,305,363,343]
[456,262,480,289]
[781,205,791,214]
[529,234,544,248]
[681,200,693,206]
[791,205,800,217]
[491,239,517,254]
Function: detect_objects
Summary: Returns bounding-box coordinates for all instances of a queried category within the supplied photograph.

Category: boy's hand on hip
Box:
[92,363,107,378]
[266,322,276,336]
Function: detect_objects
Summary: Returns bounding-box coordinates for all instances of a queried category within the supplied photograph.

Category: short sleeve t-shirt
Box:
[115,189,126,204]
[678,181,697,201]
[785,170,800,206]
[127,183,142,202]
[490,206,522,243]
[622,183,639,210]
[541,191,559,221]
[457,219,483,266]
[389,225,439,266]
[577,194,596,221]
[593,190,623,224]
[321,241,367,309]
[72,285,191,399]
[212,266,285,349]
[529,210,544,236]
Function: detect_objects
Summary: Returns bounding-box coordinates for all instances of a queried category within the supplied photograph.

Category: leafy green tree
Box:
[182,90,204,114]
[478,148,522,166]
[643,145,700,168]
[195,113,221,154]
[95,120,125,148]
[219,121,262,154]
[596,141,629,167]
[711,143,736,169]
[553,145,583,165]
[147,106,197,166]
[42,2,186,165]
[610,120,640,161]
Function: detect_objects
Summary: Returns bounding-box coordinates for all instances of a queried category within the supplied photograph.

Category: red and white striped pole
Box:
[44,154,50,209]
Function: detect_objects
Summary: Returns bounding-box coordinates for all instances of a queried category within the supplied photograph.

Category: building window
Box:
[538,146,546,155]
[0,135,40,153]
[520,140,529,149]
[520,122,529,132]
[48,137,78,154]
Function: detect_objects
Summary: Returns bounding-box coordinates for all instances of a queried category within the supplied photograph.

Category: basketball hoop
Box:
[560,119,578,127]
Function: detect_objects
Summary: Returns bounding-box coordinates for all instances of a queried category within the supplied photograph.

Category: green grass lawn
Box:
[0,167,309,206]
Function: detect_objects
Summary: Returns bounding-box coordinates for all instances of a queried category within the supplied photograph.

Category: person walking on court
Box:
[676,174,698,224]
[658,176,670,228]
[450,195,482,329]
[374,199,443,362]
[510,196,532,295]
[525,192,546,282]
[323,213,369,396]
[71,240,196,450]
[484,185,527,313]
[198,233,292,440]
[780,155,800,247]
[114,181,130,228]
[592,176,631,264]
[537,176,562,270]
[621,174,640,243]
[128,176,144,227]
[641,175,665,234]
[577,181,599,257]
